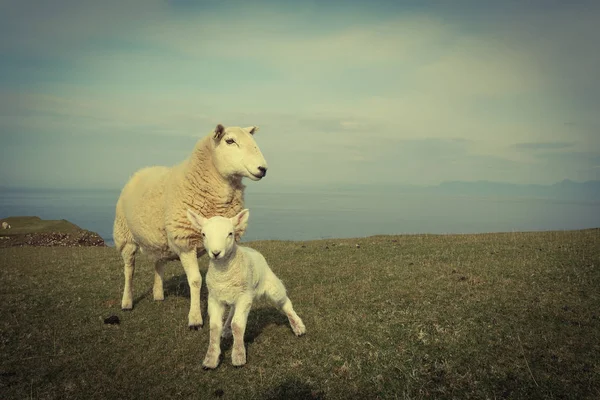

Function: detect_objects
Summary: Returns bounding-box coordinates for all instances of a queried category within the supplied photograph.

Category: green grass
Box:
[1,229,599,399]
[0,216,84,236]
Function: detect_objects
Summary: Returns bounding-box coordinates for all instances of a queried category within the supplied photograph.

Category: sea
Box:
[1,186,599,247]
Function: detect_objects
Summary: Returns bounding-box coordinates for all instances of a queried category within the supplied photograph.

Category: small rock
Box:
[213,389,224,397]
[104,315,120,325]
[355,244,360,248]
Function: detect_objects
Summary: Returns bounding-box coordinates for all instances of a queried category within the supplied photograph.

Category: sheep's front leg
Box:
[231,296,253,367]
[203,296,225,369]
[179,251,203,328]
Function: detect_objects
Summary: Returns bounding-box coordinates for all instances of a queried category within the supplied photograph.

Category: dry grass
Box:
[1,229,599,399]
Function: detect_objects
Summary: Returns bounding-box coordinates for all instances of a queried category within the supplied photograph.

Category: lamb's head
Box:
[211,124,268,181]
[186,208,250,260]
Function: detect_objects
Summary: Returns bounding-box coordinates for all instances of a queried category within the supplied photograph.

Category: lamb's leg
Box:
[222,305,235,338]
[265,271,306,336]
[120,243,138,310]
[231,297,253,367]
[153,259,167,301]
[179,250,203,328]
[203,296,225,369]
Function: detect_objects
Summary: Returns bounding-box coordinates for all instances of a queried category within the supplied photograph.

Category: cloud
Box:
[1,1,599,188]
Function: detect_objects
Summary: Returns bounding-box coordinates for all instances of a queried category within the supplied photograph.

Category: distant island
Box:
[0,216,105,248]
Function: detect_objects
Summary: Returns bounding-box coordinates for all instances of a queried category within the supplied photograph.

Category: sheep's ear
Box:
[244,126,259,135]
[186,208,206,230]
[213,124,226,140]
[232,209,249,233]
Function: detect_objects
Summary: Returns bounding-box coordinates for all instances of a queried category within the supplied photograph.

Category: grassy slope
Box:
[0,216,84,235]
[1,230,599,399]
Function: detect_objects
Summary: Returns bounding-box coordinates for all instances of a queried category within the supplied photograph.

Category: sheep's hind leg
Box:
[153,259,167,301]
[179,250,203,329]
[265,272,306,336]
[120,243,138,310]
[279,297,306,336]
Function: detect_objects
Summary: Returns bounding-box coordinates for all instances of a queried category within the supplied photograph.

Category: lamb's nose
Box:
[212,251,221,258]
[257,166,267,177]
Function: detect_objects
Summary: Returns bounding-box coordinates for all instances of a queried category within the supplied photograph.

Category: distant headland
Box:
[0,216,106,248]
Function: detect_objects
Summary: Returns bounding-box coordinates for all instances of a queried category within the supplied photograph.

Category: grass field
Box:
[1,229,599,399]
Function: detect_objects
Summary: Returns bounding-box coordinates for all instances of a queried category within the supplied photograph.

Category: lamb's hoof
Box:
[202,355,220,370]
[232,357,246,368]
[231,349,246,367]
[189,324,203,331]
[121,307,132,312]
[153,296,164,302]
[188,314,203,328]
[291,320,306,336]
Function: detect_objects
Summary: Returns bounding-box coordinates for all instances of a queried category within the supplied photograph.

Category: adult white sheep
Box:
[2,221,10,229]
[186,208,305,369]
[113,124,268,329]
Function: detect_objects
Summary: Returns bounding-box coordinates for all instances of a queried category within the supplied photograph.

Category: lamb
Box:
[186,208,306,369]
[113,124,268,329]
[2,222,10,229]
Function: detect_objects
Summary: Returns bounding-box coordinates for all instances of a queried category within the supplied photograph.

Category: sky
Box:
[1,0,599,190]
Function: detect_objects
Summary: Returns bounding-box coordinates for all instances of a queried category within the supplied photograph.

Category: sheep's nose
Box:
[257,166,267,177]
[212,250,221,258]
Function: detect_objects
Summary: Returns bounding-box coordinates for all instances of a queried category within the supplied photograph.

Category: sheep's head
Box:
[186,208,250,260]
[211,124,268,181]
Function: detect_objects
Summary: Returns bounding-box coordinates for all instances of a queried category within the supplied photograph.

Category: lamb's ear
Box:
[186,209,206,230]
[213,124,226,140]
[231,209,249,234]
[244,126,259,135]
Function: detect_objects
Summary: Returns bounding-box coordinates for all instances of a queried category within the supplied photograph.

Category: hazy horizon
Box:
[2,185,599,245]
[1,0,599,191]
[1,178,600,193]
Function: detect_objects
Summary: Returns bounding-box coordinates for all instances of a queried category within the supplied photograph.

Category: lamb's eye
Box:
[228,232,233,237]
[225,138,235,145]
[201,232,205,237]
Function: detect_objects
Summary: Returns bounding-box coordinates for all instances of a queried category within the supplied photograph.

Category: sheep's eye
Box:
[201,232,205,237]
[225,138,235,145]
[228,232,233,237]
